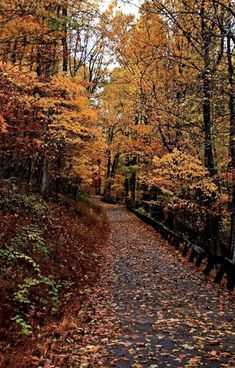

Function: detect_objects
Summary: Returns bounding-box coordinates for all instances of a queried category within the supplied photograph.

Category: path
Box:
[46,203,235,368]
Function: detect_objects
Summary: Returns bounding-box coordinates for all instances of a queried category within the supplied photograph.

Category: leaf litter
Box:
[43,202,235,368]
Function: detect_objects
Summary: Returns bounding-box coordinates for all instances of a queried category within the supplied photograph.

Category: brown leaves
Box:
[188,356,201,366]
[17,201,235,368]
[0,113,8,133]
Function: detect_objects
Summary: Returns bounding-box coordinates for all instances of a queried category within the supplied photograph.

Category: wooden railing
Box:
[127,206,235,291]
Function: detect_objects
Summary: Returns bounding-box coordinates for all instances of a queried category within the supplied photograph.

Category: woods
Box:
[0,0,234,367]
[100,0,235,261]
[1,0,234,256]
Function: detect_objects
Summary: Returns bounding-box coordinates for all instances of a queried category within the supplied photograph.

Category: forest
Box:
[0,0,234,367]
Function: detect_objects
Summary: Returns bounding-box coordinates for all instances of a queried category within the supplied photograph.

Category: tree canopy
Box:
[0,0,234,256]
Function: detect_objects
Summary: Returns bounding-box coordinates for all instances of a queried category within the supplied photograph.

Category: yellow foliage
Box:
[143,149,218,200]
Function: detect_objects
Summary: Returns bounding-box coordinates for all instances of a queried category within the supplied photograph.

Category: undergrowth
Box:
[0,178,108,361]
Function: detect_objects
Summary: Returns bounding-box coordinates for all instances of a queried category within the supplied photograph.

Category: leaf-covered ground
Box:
[0,184,109,368]
[43,202,235,368]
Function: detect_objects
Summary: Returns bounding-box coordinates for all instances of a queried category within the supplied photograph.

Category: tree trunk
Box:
[230,180,235,262]
[36,48,43,77]
[41,155,48,195]
[201,0,216,176]
[125,178,129,204]
[111,153,119,178]
[62,5,68,73]
[130,156,137,207]
[104,153,119,202]
[97,159,101,195]
[104,150,112,202]
[227,32,235,261]
[130,171,136,207]
[203,74,215,175]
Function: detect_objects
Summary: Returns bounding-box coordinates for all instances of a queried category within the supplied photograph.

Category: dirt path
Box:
[45,203,235,368]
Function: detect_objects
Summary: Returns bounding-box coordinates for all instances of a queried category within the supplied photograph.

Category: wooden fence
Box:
[127,206,235,291]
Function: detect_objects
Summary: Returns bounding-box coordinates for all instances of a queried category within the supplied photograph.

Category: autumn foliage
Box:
[0,0,235,362]
[99,0,234,260]
[0,1,234,261]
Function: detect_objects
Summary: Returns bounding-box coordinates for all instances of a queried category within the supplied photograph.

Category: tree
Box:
[0,0,109,193]
[97,1,232,255]
[213,0,235,260]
